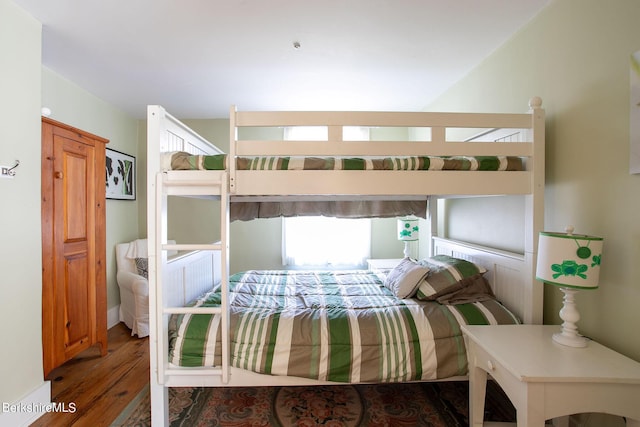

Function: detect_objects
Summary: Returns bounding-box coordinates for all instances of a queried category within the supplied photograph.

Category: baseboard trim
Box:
[0,381,51,427]
[107,304,120,329]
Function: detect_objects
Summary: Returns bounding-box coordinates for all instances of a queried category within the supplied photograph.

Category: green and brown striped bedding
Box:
[168,269,519,383]
[162,152,524,172]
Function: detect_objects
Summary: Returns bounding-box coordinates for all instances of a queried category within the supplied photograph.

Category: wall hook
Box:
[6,160,20,176]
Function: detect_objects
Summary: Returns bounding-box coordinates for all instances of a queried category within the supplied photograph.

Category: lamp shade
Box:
[397,218,419,241]
[536,228,603,289]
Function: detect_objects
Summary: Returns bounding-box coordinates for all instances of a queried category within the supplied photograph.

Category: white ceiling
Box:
[14,0,549,119]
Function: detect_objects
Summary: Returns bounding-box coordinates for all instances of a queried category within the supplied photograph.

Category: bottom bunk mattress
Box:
[168,268,519,383]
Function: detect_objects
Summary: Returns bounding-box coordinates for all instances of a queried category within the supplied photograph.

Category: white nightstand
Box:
[366,258,402,270]
[462,325,640,427]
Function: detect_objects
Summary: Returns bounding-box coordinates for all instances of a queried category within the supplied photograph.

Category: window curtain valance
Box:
[230,199,427,221]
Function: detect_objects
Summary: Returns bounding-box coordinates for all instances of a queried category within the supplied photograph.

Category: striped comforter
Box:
[162,152,524,172]
[168,270,519,383]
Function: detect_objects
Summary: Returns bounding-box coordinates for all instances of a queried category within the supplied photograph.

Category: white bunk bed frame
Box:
[146,98,545,426]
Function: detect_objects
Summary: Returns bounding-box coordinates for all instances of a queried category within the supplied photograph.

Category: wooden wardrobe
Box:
[41,117,108,377]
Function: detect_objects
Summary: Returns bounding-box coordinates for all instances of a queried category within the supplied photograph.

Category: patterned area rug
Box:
[112,381,515,426]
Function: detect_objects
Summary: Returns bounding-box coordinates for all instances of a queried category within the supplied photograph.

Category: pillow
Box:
[383,258,430,299]
[134,257,148,279]
[414,255,487,301]
[435,274,495,305]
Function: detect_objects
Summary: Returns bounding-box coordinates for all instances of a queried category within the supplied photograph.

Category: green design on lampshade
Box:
[551,260,588,280]
[591,254,601,267]
[398,222,418,238]
[576,245,591,259]
[399,228,413,238]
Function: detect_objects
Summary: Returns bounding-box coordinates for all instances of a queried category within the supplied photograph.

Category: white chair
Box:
[115,239,150,337]
[115,239,176,337]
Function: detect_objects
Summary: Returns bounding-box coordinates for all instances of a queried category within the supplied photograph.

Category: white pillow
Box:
[383,258,430,299]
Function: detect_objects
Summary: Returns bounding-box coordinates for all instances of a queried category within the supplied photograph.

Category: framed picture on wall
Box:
[106,148,136,200]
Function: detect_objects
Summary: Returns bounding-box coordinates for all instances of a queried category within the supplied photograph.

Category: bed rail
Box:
[228,97,544,196]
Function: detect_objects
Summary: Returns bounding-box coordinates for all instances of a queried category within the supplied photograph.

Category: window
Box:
[283,126,370,141]
[281,125,372,268]
[283,216,371,267]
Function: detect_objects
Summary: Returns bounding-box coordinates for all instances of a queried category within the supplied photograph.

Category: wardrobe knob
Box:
[54,171,63,179]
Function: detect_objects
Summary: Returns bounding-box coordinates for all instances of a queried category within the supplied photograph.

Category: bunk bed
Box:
[146,98,545,426]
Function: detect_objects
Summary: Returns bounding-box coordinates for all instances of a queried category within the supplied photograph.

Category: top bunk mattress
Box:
[162,151,524,172]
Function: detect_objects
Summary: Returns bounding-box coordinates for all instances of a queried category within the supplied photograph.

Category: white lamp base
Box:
[553,287,589,348]
[553,331,588,347]
[403,242,411,258]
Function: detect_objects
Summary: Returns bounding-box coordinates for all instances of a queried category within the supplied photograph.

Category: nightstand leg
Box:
[469,365,487,427]
[517,384,546,427]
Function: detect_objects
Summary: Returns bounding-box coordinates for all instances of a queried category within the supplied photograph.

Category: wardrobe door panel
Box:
[42,118,108,377]
[63,252,91,357]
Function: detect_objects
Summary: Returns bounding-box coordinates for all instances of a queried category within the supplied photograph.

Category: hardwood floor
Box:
[30,323,149,427]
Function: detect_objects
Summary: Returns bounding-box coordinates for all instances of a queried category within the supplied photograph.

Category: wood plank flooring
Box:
[30,323,148,427]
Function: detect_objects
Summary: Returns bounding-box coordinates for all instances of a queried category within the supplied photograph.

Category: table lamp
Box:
[535,226,603,347]
[397,217,419,258]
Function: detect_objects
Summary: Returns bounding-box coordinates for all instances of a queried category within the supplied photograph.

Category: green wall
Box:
[428,0,640,361]
[0,0,44,408]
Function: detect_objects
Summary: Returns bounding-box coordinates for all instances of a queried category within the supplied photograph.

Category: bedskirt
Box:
[168,269,519,383]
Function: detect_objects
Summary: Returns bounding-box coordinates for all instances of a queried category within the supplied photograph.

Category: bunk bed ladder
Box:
[154,172,231,385]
